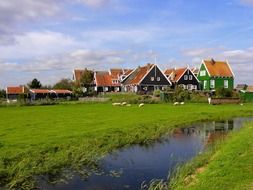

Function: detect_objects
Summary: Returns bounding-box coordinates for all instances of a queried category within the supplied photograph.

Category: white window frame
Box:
[189,75,193,80]
[151,77,155,81]
[224,80,229,89]
[200,70,206,76]
[203,80,207,89]
[210,80,215,89]
[184,75,188,80]
[157,77,160,81]
[104,87,109,92]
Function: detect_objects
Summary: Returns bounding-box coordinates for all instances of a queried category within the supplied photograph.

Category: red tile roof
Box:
[174,68,187,82]
[164,69,174,76]
[123,64,154,85]
[164,68,187,82]
[203,60,234,77]
[123,69,133,76]
[95,71,121,87]
[6,86,25,94]
[110,68,124,79]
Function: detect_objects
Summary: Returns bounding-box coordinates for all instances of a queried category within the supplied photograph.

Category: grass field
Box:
[1,103,253,188]
[169,121,253,190]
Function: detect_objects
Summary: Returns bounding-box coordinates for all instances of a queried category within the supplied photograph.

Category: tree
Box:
[53,78,73,90]
[80,69,93,87]
[0,89,6,98]
[28,78,42,89]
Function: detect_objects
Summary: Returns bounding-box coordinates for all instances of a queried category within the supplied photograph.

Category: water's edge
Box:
[38,117,253,190]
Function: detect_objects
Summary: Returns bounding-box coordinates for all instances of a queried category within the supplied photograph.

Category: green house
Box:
[197,59,234,91]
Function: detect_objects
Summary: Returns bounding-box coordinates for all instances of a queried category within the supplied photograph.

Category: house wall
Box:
[198,64,234,90]
[176,69,200,90]
[140,65,171,86]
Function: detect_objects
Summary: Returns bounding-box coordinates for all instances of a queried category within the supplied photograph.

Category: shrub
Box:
[173,86,190,102]
[215,88,233,98]
[153,90,161,98]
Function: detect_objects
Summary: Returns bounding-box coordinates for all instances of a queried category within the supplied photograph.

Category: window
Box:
[184,75,188,80]
[203,80,207,89]
[224,80,229,88]
[157,77,160,81]
[200,70,206,76]
[210,80,215,89]
[189,75,193,80]
[104,87,109,92]
[151,77,154,81]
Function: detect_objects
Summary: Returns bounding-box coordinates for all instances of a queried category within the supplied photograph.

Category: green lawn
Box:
[170,122,253,190]
[0,103,253,188]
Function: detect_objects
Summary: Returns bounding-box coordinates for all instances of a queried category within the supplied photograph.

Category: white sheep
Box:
[112,103,121,106]
[139,103,144,107]
[121,102,127,106]
[180,102,185,105]
[173,102,179,106]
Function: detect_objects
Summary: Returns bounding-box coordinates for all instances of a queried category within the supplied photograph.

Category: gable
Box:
[140,65,171,85]
[198,63,210,78]
[177,69,199,85]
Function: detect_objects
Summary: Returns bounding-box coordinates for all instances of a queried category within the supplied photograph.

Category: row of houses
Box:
[73,59,235,93]
[6,87,72,102]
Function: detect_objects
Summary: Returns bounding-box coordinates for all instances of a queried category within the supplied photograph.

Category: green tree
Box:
[53,78,73,90]
[0,89,6,98]
[28,78,42,89]
[80,69,93,87]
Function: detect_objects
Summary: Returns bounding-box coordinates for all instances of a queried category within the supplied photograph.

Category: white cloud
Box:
[182,47,253,84]
[0,31,80,60]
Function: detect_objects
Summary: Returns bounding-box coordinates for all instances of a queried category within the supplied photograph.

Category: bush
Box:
[173,86,191,102]
[153,90,161,98]
[215,88,233,98]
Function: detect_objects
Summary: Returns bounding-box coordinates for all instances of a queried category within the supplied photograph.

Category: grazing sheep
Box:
[121,102,127,106]
[180,102,185,105]
[240,103,244,106]
[173,102,179,106]
[112,103,121,106]
[139,103,144,107]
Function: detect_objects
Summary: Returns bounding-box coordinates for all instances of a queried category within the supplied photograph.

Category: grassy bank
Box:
[0,103,253,189]
[169,122,253,190]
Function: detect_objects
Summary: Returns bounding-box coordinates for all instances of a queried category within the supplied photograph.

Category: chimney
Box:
[211,58,215,65]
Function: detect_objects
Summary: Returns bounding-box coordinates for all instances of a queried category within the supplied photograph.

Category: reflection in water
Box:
[39,118,253,190]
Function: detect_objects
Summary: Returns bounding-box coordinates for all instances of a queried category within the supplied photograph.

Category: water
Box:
[39,118,252,190]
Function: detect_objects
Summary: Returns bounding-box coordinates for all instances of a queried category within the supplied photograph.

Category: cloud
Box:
[0,31,81,60]
[182,47,253,84]
[0,48,128,87]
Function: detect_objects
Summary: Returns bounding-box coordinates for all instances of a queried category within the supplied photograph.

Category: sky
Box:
[0,0,253,88]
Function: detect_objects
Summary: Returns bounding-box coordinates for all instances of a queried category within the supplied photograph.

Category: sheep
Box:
[121,102,127,106]
[173,102,179,106]
[112,103,121,106]
[139,103,144,107]
[180,102,185,105]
